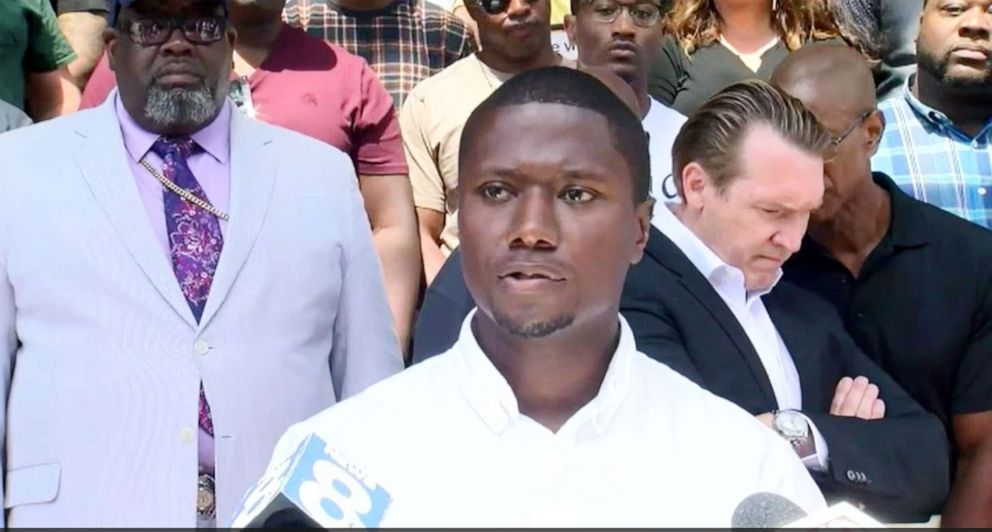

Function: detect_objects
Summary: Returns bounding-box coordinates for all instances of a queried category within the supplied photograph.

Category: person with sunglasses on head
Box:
[0,0,403,526]
[80,0,421,357]
[401,0,574,286]
[774,43,992,528]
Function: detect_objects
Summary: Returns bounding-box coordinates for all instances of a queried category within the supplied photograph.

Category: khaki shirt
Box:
[401,53,573,253]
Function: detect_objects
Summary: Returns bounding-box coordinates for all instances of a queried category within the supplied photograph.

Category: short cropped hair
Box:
[671,80,830,198]
[460,66,651,203]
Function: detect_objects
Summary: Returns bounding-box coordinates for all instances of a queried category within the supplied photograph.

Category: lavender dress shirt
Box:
[114,95,231,472]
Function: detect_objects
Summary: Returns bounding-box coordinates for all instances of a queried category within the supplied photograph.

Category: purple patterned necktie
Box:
[151,137,220,438]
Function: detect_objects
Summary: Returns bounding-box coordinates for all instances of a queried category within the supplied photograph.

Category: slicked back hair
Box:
[459,66,651,203]
[671,79,830,199]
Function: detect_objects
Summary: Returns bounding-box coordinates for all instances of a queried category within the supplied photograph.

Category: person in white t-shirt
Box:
[250,67,826,527]
[564,0,686,212]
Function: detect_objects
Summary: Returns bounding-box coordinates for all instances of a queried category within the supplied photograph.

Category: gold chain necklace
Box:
[139,158,230,221]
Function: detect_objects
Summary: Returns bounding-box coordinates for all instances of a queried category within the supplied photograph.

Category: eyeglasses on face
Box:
[825,109,874,159]
[122,16,227,46]
[584,0,662,27]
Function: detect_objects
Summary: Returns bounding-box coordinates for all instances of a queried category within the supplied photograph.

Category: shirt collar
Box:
[114,91,232,165]
[454,309,636,437]
[653,203,781,302]
[901,74,992,142]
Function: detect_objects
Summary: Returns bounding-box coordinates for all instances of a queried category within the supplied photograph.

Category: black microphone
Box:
[731,492,808,528]
[229,433,392,528]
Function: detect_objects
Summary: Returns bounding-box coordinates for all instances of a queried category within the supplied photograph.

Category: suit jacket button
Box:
[846,470,857,482]
[194,340,210,355]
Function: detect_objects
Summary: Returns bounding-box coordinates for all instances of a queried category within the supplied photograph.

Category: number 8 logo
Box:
[299,459,374,527]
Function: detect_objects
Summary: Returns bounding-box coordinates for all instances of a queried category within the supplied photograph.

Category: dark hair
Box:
[460,66,651,202]
[671,80,830,198]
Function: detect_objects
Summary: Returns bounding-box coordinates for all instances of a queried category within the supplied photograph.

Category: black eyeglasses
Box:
[122,16,227,46]
[825,109,873,159]
[587,0,662,27]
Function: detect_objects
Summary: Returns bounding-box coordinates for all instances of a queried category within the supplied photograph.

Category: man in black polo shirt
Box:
[773,44,992,528]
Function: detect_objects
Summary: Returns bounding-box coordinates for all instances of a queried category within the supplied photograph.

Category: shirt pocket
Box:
[4,461,61,509]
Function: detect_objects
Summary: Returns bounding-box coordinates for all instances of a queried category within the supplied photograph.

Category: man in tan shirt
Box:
[401,0,573,284]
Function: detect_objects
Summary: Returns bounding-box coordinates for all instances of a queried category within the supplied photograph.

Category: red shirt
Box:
[81,25,407,176]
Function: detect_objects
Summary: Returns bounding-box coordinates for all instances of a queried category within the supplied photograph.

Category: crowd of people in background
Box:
[1,0,991,528]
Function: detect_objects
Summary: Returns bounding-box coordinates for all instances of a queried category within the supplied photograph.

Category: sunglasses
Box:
[473,0,512,15]
[122,16,227,46]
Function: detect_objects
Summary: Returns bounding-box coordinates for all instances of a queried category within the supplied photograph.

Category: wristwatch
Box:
[772,409,810,448]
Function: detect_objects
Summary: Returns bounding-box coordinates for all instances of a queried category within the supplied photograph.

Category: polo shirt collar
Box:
[901,74,992,143]
[873,172,930,248]
[453,309,635,437]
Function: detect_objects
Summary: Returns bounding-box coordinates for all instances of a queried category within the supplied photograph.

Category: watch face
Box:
[776,411,808,438]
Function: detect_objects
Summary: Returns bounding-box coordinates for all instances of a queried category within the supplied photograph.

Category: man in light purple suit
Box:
[0,0,402,526]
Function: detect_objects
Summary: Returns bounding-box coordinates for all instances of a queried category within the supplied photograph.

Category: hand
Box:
[830,376,886,420]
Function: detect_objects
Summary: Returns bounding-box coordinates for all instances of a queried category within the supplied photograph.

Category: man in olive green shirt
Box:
[0,0,79,120]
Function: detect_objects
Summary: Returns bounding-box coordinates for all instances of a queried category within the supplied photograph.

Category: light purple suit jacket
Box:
[0,94,403,526]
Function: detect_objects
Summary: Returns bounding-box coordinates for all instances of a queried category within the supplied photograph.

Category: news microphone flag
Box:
[229,433,392,528]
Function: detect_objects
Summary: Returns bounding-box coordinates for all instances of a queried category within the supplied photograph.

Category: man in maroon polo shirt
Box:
[83,0,421,356]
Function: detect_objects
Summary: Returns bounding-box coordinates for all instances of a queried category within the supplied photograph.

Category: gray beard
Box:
[491,311,575,340]
[143,82,222,131]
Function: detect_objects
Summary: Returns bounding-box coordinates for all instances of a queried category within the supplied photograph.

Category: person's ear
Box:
[681,162,710,212]
[105,28,120,71]
[865,109,885,156]
[630,197,654,264]
[564,14,577,46]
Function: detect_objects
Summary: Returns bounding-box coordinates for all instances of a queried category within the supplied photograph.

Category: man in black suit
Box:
[619,80,948,523]
[772,44,992,527]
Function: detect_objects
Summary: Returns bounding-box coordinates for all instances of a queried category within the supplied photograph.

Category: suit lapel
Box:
[645,232,778,407]
[197,111,277,331]
[764,292,829,411]
[74,98,198,329]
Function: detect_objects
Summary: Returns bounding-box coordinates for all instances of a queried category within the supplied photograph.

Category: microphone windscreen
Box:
[731,492,808,528]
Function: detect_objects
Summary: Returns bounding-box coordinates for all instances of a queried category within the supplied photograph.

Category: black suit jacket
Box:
[622,227,949,522]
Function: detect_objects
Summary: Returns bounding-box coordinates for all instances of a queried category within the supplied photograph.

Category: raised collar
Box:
[453,309,636,438]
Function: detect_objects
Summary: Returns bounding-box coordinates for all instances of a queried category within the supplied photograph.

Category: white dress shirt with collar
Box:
[652,204,829,471]
[258,311,826,527]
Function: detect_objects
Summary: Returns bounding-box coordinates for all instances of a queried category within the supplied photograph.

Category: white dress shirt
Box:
[642,98,687,211]
[258,312,826,527]
[652,204,829,470]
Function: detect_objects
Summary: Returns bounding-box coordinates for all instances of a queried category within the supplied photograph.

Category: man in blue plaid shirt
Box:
[871,0,992,229]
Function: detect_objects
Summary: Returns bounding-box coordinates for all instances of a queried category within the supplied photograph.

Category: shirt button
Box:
[980,188,988,196]
[194,340,210,355]
[180,426,196,443]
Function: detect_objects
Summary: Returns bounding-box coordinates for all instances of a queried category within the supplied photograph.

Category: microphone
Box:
[229,433,392,528]
[731,492,808,528]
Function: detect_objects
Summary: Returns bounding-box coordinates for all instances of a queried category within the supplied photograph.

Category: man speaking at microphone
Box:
[242,66,826,527]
